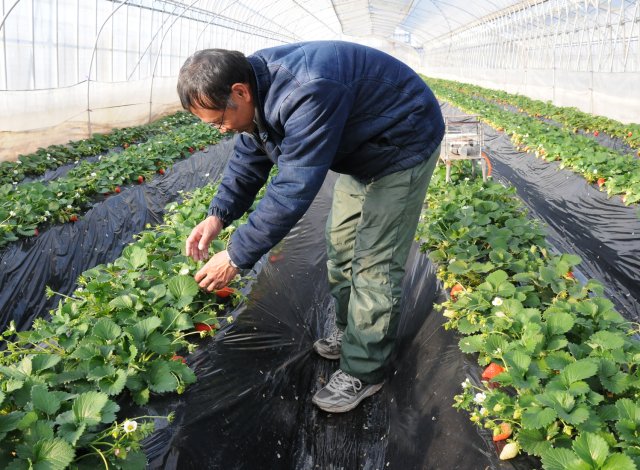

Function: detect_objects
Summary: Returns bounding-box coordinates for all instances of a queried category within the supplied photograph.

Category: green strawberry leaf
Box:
[31,385,61,415]
[518,428,553,457]
[541,447,587,470]
[522,406,557,429]
[118,450,148,470]
[98,370,128,396]
[91,317,122,342]
[458,334,484,353]
[30,438,75,470]
[503,349,531,373]
[126,245,148,269]
[167,275,199,301]
[589,330,626,350]
[58,421,87,446]
[602,453,637,470]
[572,432,609,467]
[0,411,25,433]
[561,359,598,385]
[100,399,120,424]
[30,354,62,372]
[147,360,179,393]
[544,310,574,335]
[126,316,162,344]
[72,391,109,426]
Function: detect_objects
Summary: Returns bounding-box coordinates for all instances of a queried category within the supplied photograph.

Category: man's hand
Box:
[194,250,239,292]
[185,216,224,261]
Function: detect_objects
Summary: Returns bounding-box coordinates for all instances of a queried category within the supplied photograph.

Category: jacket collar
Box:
[247,54,272,141]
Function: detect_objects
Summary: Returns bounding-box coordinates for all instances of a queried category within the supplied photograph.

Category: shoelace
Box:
[327,327,343,345]
[327,370,362,394]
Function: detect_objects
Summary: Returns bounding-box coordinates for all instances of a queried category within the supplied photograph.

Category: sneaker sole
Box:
[312,382,384,413]
[312,342,341,360]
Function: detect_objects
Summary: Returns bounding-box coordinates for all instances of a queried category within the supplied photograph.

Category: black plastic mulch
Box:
[0,139,234,331]
[440,103,640,321]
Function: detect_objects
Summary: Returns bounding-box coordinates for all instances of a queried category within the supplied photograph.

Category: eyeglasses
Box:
[211,105,227,131]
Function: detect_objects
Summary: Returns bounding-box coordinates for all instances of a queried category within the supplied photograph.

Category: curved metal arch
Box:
[0,0,21,34]
[86,0,135,135]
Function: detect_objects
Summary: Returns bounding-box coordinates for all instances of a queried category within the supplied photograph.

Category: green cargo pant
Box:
[325,146,440,383]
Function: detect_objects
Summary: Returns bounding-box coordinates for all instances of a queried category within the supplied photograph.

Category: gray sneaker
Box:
[312,369,384,413]
[313,326,343,360]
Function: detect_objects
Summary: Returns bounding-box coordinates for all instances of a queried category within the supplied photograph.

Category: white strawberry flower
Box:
[16,160,22,164]
[461,378,471,389]
[473,392,486,404]
[593,169,598,174]
[123,419,138,433]
[179,267,190,275]
[9,210,16,217]
[91,172,97,177]
[492,297,504,306]
[67,205,72,209]
[480,407,488,416]
[13,170,18,174]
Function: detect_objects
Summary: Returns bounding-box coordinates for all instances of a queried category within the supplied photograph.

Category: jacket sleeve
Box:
[228,79,354,268]
[207,132,274,226]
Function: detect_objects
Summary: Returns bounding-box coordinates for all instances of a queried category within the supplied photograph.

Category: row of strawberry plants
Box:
[417,167,640,468]
[430,78,640,150]
[0,112,198,187]
[424,77,640,205]
[0,169,265,469]
[0,121,222,249]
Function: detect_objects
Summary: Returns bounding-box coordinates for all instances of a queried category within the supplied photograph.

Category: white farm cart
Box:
[439,115,490,183]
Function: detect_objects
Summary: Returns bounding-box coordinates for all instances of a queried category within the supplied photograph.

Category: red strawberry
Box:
[137,175,144,184]
[188,147,195,154]
[493,423,512,442]
[215,287,235,298]
[269,253,285,263]
[69,215,78,223]
[34,227,39,237]
[597,177,606,188]
[115,186,121,193]
[158,168,165,175]
[450,283,464,301]
[594,130,599,136]
[482,362,505,381]
[627,132,632,137]
[565,271,575,279]
[171,355,187,364]
[194,323,213,332]
[123,143,129,149]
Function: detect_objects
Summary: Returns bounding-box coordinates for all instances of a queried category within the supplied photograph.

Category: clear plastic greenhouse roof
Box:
[1,0,639,158]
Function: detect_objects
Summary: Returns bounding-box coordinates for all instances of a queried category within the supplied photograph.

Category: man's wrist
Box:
[227,252,239,269]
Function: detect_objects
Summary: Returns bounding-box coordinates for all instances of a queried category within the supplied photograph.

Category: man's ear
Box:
[231,82,252,103]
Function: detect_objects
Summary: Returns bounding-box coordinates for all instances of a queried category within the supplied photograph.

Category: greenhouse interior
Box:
[1,0,640,469]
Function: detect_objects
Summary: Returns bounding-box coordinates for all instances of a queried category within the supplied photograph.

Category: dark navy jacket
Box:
[208,41,444,268]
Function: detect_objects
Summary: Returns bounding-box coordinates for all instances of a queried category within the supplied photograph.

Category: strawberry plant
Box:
[424,77,640,207]
[0,165,274,467]
[418,165,640,468]
[0,121,222,248]
[0,112,197,187]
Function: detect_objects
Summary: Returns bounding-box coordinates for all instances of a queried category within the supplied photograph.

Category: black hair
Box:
[177,49,253,111]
